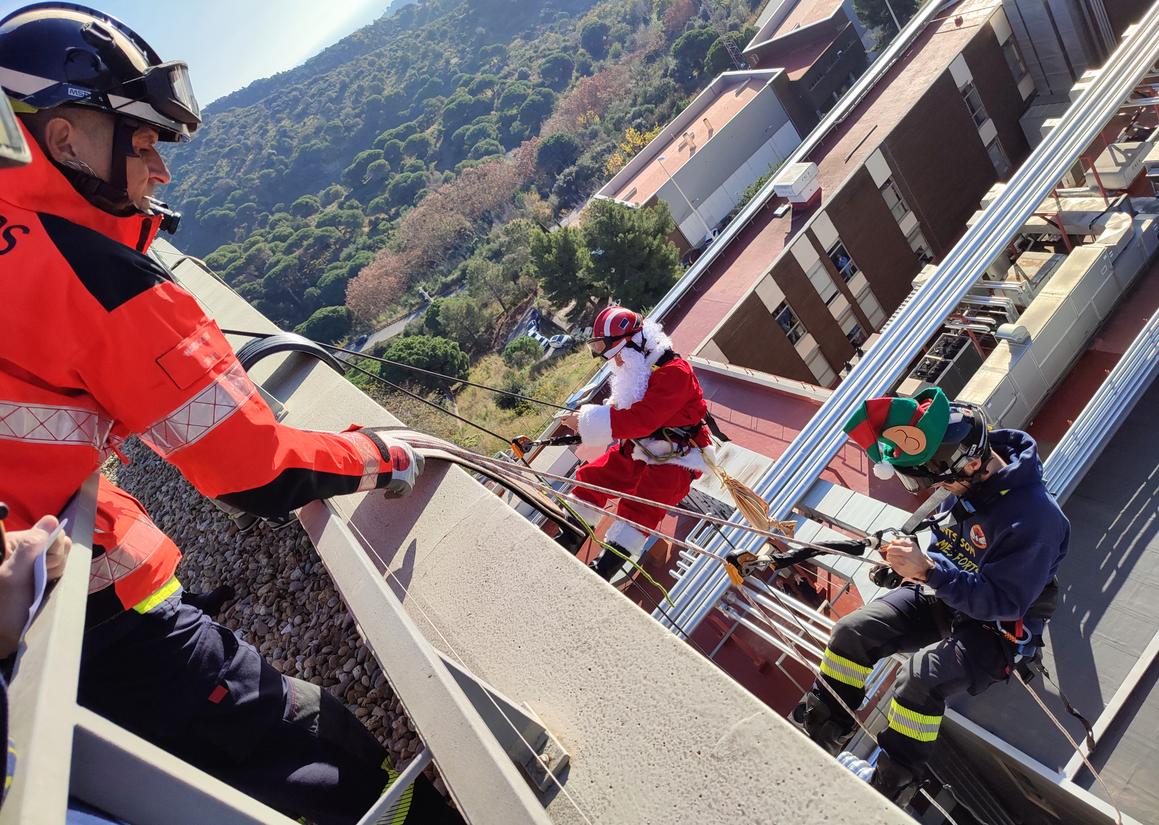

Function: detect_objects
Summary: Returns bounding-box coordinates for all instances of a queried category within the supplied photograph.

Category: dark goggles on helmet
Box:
[126,60,200,132]
[13,9,200,140]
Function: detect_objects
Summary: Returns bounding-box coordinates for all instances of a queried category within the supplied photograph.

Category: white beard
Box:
[607,319,673,409]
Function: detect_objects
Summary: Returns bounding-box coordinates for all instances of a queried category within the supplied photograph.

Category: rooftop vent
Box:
[772,162,820,204]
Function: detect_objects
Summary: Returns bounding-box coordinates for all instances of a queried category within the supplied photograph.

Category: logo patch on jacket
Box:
[969,524,988,549]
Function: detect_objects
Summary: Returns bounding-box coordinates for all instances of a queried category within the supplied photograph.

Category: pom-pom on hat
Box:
[844,387,951,470]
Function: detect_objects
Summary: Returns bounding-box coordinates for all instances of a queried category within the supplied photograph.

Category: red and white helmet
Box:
[591,305,644,359]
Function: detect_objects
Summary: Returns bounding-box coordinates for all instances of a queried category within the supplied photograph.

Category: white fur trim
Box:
[605,520,648,554]
[629,439,710,474]
[607,319,674,409]
[578,403,613,448]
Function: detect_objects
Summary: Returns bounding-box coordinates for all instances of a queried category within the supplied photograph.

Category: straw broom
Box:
[700,449,795,584]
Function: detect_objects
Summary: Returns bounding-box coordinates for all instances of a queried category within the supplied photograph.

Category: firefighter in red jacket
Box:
[0,6,457,824]
[562,306,713,579]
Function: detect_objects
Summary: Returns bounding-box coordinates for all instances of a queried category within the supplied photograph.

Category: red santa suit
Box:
[572,320,712,556]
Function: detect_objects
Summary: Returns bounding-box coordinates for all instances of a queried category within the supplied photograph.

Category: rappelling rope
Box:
[409,439,881,565]
[223,328,572,410]
[1014,672,1122,825]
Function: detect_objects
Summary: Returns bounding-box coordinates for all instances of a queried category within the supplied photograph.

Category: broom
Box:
[701,450,795,585]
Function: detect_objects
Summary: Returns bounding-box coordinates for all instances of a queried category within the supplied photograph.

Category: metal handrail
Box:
[654,5,1159,636]
[1042,306,1159,503]
[2,475,299,825]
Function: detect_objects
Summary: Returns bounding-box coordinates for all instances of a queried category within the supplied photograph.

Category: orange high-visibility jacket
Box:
[0,124,395,624]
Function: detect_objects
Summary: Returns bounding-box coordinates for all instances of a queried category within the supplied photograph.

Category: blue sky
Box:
[0,0,389,104]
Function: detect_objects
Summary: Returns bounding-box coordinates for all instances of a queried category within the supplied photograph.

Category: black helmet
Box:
[0,3,200,142]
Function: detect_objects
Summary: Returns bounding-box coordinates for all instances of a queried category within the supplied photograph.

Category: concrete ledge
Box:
[152,239,912,824]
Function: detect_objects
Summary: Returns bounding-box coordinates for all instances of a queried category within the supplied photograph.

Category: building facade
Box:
[697,5,1038,387]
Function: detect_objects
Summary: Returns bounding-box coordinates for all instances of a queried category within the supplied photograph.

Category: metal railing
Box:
[1042,305,1159,503]
[653,5,1159,637]
[2,476,299,825]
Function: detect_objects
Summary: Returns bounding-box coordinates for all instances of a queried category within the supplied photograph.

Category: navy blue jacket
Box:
[924,430,1069,628]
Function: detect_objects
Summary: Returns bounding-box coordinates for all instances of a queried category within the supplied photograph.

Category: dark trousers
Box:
[78,593,459,825]
[815,585,1012,771]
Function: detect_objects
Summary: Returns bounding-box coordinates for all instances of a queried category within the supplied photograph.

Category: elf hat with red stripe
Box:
[843,387,951,468]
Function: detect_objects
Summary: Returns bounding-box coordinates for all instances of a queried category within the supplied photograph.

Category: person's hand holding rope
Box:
[881,535,934,582]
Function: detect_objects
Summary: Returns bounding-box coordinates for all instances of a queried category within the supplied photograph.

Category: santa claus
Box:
[561,305,713,579]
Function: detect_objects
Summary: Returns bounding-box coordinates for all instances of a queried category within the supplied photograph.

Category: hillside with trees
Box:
[163,0,762,444]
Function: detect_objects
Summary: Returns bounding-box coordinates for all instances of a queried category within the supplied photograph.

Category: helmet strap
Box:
[50,115,144,218]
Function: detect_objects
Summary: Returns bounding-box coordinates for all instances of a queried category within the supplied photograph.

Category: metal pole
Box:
[883,0,902,34]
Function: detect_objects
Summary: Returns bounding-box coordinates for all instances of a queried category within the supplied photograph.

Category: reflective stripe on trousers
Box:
[887,698,942,743]
[820,646,873,689]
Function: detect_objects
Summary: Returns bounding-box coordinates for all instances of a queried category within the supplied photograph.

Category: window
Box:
[774,301,805,344]
[805,258,838,304]
[906,223,934,265]
[828,241,859,282]
[986,137,1011,178]
[845,323,866,347]
[880,178,910,224]
[960,81,989,128]
[1002,38,1028,81]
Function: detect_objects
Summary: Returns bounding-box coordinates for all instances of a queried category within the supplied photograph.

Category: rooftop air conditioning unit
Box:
[773,162,820,204]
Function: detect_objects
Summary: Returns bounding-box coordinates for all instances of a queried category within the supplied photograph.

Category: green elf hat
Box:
[843,387,951,479]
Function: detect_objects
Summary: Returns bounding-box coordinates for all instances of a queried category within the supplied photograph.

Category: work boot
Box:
[182,584,236,617]
[870,750,918,807]
[589,543,628,580]
[792,692,854,755]
[836,750,918,806]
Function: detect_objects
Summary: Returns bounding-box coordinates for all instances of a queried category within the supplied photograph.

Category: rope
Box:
[343,360,513,445]
[222,328,572,410]
[416,442,880,566]
[1014,672,1123,825]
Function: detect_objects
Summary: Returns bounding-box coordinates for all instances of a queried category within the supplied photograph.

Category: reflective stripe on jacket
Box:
[0,122,394,616]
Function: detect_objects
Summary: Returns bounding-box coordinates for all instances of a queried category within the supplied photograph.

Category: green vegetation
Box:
[853,0,919,39]
[166,0,764,447]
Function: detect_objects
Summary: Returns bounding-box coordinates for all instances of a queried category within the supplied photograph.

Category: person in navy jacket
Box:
[795,388,1069,803]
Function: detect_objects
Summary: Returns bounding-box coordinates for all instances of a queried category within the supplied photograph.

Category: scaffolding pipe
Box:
[715,603,822,667]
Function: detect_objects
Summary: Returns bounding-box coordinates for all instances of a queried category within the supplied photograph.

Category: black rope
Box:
[342,359,514,446]
[222,328,571,410]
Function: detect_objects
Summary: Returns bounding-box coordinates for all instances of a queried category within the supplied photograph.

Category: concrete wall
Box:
[661,84,801,244]
[885,70,1010,259]
[150,241,913,825]
[1002,0,1105,99]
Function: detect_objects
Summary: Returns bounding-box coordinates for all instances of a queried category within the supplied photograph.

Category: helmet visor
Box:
[140,60,199,128]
